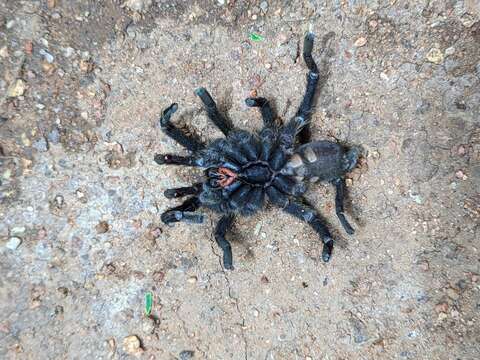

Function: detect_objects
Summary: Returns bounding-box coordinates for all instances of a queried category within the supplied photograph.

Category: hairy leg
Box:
[159,103,204,151]
[295,33,320,144]
[161,197,203,224]
[332,178,355,234]
[214,214,235,270]
[154,153,203,167]
[245,97,276,128]
[296,32,335,144]
[267,189,334,262]
[195,87,233,136]
[164,183,203,199]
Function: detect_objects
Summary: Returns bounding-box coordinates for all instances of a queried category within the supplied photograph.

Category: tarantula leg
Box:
[303,32,319,73]
[245,97,276,128]
[161,197,203,224]
[195,87,233,136]
[282,197,334,262]
[164,183,203,199]
[296,32,335,144]
[154,154,203,167]
[214,214,235,270]
[159,103,205,151]
[332,178,355,235]
[296,33,320,144]
[278,116,310,153]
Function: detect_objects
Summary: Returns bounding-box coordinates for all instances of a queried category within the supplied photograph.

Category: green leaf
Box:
[249,32,264,42]
[144,292,153,316]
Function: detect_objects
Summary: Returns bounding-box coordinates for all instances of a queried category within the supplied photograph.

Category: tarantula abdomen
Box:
[282,141,360,183]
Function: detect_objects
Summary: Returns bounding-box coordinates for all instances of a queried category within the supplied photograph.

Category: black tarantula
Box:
[154,33,359,270]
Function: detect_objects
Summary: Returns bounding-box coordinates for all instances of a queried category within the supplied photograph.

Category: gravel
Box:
[5,237,22,250]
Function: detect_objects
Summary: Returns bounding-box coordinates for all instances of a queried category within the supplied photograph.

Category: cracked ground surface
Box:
[1,1,479,359]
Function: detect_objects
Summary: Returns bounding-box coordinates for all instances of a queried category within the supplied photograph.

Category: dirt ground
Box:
[1,1,479,359]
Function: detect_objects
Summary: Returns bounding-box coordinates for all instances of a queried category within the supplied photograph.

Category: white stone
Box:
[6,237,22,250]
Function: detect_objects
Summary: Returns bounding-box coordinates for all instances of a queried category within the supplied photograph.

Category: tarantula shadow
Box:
[154,32,360,270]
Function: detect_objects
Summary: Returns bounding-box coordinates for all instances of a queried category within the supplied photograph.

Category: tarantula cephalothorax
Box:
[154,33,359,270]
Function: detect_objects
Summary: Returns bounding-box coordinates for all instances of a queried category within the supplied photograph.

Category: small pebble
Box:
[122,335,143,355]
[7,79,26,97]
[79,59,94,73]
[107,338,116,352]
[445,47,455,56]
[24,41,33,55]
[426,48,444,64]
[418,261,429,271]
[152,271,165,283]
[150,227,162,239]
[435,302,448,313]
[21,133,31,147]
[39,49,54,63]
[457,145,466,156]
[0,46,8,58]
[354,37,367,47]
[132,219,142,229]
[76,189,86,199]
[63,47,75,58]
[48,128,61,144]
[446,288,459,300]
[96,221,110,234]
[142,318,155,334]
[260,1,268,12]
[265,63,271,69]
[42,62,55,75]
[179,350,195,360]
[187,276,197,284]
[11,227,26,236]
[2,169,11,179]
[407,330,418,338]
[409,192,423,205]
[368,20,378,29]
[460,15,476,28]
[455,170,467,180]
[54,194,64,208]
[437,312,448,321]
[254,223,262,236]
[33,138,48,152]
[380,72,390,82]
[123,0,153,12]
[57,287,69,297]
[5,237,22,250]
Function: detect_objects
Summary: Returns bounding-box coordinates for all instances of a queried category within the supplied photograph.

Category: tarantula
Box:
[154,33,359,270]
